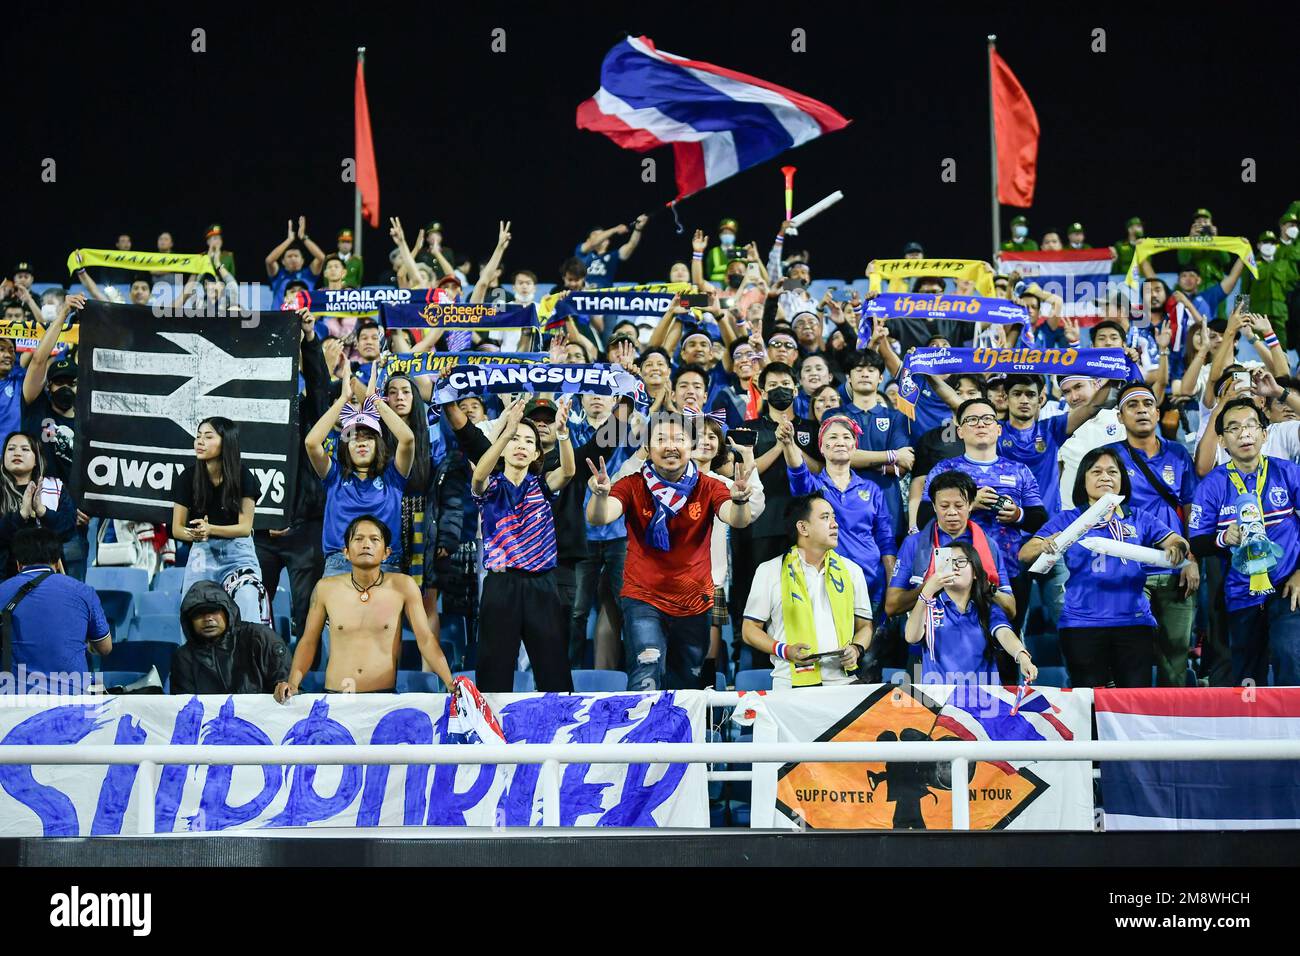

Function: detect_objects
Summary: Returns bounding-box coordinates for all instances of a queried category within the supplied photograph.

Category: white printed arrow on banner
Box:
[90,332,293,437]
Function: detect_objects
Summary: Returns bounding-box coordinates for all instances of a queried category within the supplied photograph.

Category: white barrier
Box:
[4,738,1300,835]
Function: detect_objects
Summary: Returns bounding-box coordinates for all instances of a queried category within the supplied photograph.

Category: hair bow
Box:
[683,407,728,428]
[340,394,383,435]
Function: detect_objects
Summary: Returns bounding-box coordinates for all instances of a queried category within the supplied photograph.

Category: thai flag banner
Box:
[1095,688,1300,830]
[576,36,850,200]
[996,249,1118,323]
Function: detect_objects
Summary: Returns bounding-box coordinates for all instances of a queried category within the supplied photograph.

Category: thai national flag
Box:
[996,249,1118,324]
[1096,688,1300,830]
[576,36,850,200]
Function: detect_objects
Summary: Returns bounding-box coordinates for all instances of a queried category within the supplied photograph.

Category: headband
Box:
[1059,374,1096,387]
[1118,387,1156,410]
[818,414,863,448]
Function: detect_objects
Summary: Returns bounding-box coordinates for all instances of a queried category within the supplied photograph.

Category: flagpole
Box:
[987,35,1000,263]
[354,46,366,263]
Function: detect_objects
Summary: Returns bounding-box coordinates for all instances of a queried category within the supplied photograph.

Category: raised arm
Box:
[617,215,648,261]
[584,455,625,526]
[718,452,755,529]
[546,398,577,492]
[1220,255,1246,296]
[298,216,327,274]
[471,398,526,494]
[265,219,296,278]
[581,224,626,256]
[389,217,429,289]
[23,293,83,405]
[471,221,511,304]
[689,230,716,293]
[305,367,353,478]
[372,377,415,477]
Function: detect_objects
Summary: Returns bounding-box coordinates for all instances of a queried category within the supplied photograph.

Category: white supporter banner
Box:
[0,691,709,835]
[747,684,1094,830]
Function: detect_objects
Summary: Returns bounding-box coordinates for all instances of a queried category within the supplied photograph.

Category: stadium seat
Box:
[135,590,179,619]
[883,667,908,685]
[152,566,187,595]
[97,671,147,689]
[87,567,149,596]
[274,615,292,643]
[571,669,629,693]
[272,583,291,620]
[513,670,536,693]
[102,641,176,684]
[130,614,186,645]
[453,670,476,684]
[96,591,137,640]
[714,671,729,691]
[396,671,443,694]
[1035,666,1070,688]
[734,669,772,692]
[299,672,325,693]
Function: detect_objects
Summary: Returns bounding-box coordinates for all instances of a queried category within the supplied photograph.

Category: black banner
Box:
[71,302,299,529]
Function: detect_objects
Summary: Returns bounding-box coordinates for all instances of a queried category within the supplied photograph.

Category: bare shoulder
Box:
[316,575,349,599]
[384,572,419,597]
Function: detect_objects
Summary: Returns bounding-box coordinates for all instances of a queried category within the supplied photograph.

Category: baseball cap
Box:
[436,273,462,288]
[1010,215,1028,227]
[12,262,32,277]
[902,241,924,256]
[48,357,77,382]
[337,228,354,242]
[205,223,222,238]
[523,397,557,419]
[1125,216,1144,228]
[1281,211,1299,226]
[1068,222,1085,233]
[1193,208,1213,220]
[719,218,739,233]
[608,329,638,348]
[1259,230,1280,244]
[424,221,443,234]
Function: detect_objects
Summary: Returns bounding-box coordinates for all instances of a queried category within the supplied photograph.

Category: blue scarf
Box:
[641,460,699,551]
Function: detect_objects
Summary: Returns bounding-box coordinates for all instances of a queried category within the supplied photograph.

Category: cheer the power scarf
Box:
[1126,235,1258,287]
[66,249,216,275]
[894,346,1140,419]
[379,301,539,331]
[857,293,1032,349]
[780,547,856,687]
[431,362,645,406]
[867,258,996,297]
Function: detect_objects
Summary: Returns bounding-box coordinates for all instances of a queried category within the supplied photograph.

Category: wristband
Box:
[773,641,790,662]
[1282,388,1292,404]
[1215,529,1230,549]
[774,235,785,244]
[887,449,897,465]
[692,252,704,261]
[919,594,938,608]
[1265,334,1281,349]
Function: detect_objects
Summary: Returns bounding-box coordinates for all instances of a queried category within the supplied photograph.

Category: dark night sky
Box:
[7,5,1298,285]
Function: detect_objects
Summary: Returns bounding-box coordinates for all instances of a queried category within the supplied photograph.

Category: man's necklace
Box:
[350,571,384,603]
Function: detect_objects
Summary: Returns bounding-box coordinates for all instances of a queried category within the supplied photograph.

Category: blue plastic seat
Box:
[571,669,629,693]
[452,670,476,684]
[96,591,137,640]
[396,672,443,693]
[272,585,291,620]
[513,670,536,693]
[883,667,909,685]
[135,590,179,619]
[103,641,176,685]
[299,672,325,693]
[152,566,187,595]
[1035,666,1070,688]
[97,670,147,689]
[130,614,186,645]
[87,567,149,596]
[734,669,772,692]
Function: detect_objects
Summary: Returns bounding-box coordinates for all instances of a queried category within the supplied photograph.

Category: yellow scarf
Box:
[1126,236,1258,287]
[66,249,216,276]
[780,547,856,687]
[868,259,995,297]
[1226,458,1275,596]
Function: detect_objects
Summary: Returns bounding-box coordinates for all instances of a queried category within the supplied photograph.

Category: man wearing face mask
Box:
[1111,217,1145,277]
[1281,209,1300,334]
[1001,215,1037,253]
[1240,230,1298,348]
[706,218,742,284]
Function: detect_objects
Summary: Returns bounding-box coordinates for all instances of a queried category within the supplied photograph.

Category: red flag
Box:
[990,48,1039,208]
[354,57,379,227]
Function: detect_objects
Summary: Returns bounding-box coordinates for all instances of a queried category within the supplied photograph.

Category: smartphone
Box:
[1233,371,1252,392]
[679,294,711,308]
[1237,294,1251,314]
[936,546,955,575]
[746,262,761,279]
[807,649,848,662]
[730,428,756,447]
[782,276,807,292]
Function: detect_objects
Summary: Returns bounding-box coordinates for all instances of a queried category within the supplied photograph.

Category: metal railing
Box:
[3,738,1300,834]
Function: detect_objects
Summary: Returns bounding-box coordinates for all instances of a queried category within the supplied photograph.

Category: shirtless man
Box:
[274,515,453,699]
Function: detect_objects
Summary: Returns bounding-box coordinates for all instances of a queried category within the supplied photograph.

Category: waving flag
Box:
[576,36,850,201]
[990,47,1039,207]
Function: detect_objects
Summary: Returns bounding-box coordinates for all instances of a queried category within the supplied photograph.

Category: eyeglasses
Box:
[768,338,797,349]
[1222,422,1264,437]
[959,415,999,426]
[946,558,970,571]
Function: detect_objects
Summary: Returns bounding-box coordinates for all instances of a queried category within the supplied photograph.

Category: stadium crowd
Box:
[2,200,1300,698]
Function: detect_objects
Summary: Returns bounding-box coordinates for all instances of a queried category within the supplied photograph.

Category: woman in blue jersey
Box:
[305,365,415,575]
[905,540,1036,695]
[1021,447,1190,688]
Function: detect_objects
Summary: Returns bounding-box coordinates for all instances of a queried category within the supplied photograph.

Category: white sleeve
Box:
[1277,420,1300,463]
[850,561,872,620]
[745,466,767,520]
[744,559,777,625]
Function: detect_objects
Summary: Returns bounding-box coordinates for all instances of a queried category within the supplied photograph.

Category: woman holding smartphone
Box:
[173,417,269,625]
[905,540,1035,692]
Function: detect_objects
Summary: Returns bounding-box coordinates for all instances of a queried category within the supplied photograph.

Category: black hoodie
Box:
[170,580,289,694]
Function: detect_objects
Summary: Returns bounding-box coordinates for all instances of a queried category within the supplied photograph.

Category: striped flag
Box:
[1096,688,1300,830]
[576,36,850,200]
[996,249,1118,322]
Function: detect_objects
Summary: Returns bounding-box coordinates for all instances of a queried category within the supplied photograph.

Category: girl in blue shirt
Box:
[1021,447,1189,688]
[305,366,415,576]
[905,539,1037,695]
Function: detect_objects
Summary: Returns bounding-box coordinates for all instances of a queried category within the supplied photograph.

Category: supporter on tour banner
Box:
[894,346,1139,418]
[379,301,539,330]
[307,286,418,316]
[431,362,643,405]
[0,321,78,352]
[376,351,544,386]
